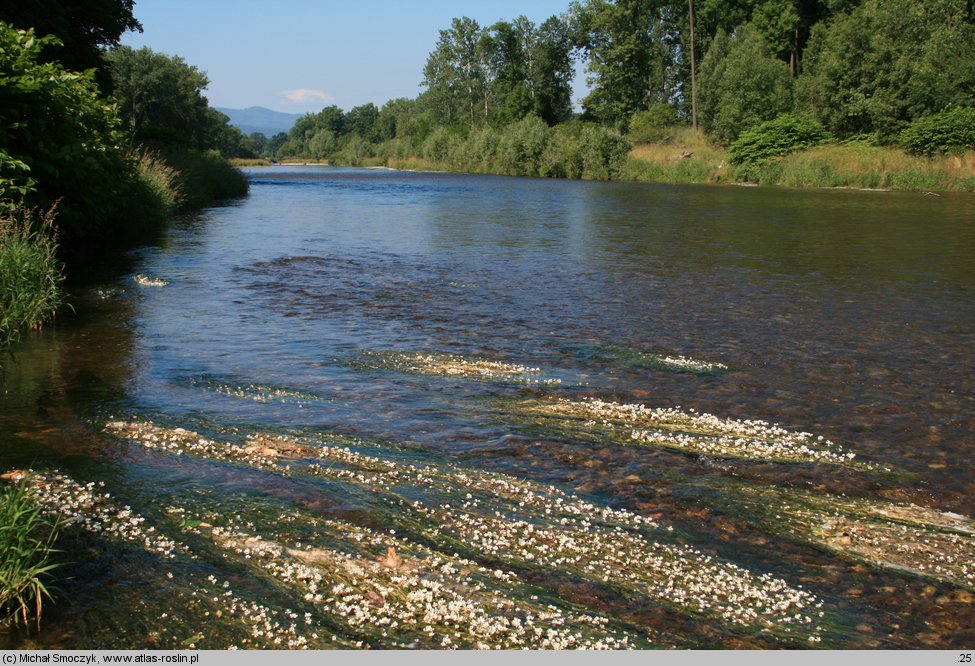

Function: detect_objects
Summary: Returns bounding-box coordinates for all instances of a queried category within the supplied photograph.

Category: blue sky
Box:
[121,0,586,114]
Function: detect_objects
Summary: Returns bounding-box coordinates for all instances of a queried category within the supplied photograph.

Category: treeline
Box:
[0,2,251,344]
[268,0,975,176]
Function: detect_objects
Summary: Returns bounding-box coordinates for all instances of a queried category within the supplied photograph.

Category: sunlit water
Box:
[2,167,974,648]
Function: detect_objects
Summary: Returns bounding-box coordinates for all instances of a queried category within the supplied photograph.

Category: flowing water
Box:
[2,167,975,648]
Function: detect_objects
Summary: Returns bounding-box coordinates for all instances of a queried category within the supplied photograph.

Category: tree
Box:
[688,0,698,128]
[570,0,670,128]
[105,46,251,156]
[105,46,210,143]
[750,0,801,70]
[799,0,975,141]
[248,132,268,156]
[0,0,141,87]
[483,19,533,126]
[422,17,487,128]
[345,103,381,142]
[698,24,793,144]
[267,132,288,158]
[532,16,575,124]
[0,24,139,241]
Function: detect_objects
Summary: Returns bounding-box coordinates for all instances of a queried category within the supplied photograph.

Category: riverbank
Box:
[0,149,247,348]
[622,129,975,192]
[294,126,975,193]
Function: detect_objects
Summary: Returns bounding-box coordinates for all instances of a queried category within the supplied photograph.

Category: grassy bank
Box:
[228,157,270,167]
[622,128,731,185]
[622,128,975,192]
[162,149,248,211]
[304,123,975,193]
[751,144,975,191]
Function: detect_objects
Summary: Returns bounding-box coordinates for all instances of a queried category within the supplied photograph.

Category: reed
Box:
[0,479,61,629]
[162,149,249,210]
[0,205,63,346]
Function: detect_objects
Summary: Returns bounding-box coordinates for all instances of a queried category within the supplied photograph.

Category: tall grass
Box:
[765,144,975,191]
[228,158,271,168]
[0,206,63,345]
[622,127,975,191]
[134,150,184,214]
[0,479,61,629]
[162,149,248,211]
[623,128,731,184]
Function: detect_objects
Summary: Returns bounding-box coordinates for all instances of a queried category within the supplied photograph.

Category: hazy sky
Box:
[121,0,586,114]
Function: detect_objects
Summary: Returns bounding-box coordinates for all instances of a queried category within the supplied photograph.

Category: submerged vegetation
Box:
[714,483,975,591]
[92,418,836,646]
[353,351,563,385]
[504,396,879,470]
[563,343,730,375]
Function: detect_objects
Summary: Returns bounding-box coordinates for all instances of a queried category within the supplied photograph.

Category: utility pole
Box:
[689,0,698,130]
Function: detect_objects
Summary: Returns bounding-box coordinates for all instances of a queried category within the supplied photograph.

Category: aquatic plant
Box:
[353,351,562,385]
[187,375,324,405]
[716,483,975,590]
[508,397,881,470]
[103,419,835,645]
[0,205,63,345]
[5,470,180,559]
[565,343,730,374]
[194,518,646,649]
[0,478,61,628]
[133,273,167,287]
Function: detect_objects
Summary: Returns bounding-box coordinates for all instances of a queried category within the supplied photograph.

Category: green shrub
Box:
[899,108,975,156]
[461,127,501,173]
[729,114,831,173]
[0,206,63,345]
[375,137,413,161]
[496,116,551,176]
[698,25,794,145]
[628,104,680,144]
[540,125,583,179]
[579,125,630,180]
[133,151,183,216]
[421,128,453,163]
[0,479,61,628]
[335,134,373,165]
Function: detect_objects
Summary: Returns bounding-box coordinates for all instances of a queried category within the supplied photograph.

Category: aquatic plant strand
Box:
[103,419,832,644]
[515,397,880,469]
[355,351,562,385]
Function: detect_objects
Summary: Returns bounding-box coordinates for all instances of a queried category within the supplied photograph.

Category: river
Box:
[2,166,974,648]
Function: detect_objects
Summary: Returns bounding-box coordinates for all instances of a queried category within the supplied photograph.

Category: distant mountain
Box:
[215,106,303,137]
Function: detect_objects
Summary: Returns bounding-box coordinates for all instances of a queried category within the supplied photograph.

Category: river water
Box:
[2,167,974,648]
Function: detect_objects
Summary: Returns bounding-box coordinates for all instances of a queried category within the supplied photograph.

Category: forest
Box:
[267,0,975,184]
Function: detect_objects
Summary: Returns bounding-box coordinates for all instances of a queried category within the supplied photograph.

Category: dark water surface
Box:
[3,167,974,648]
